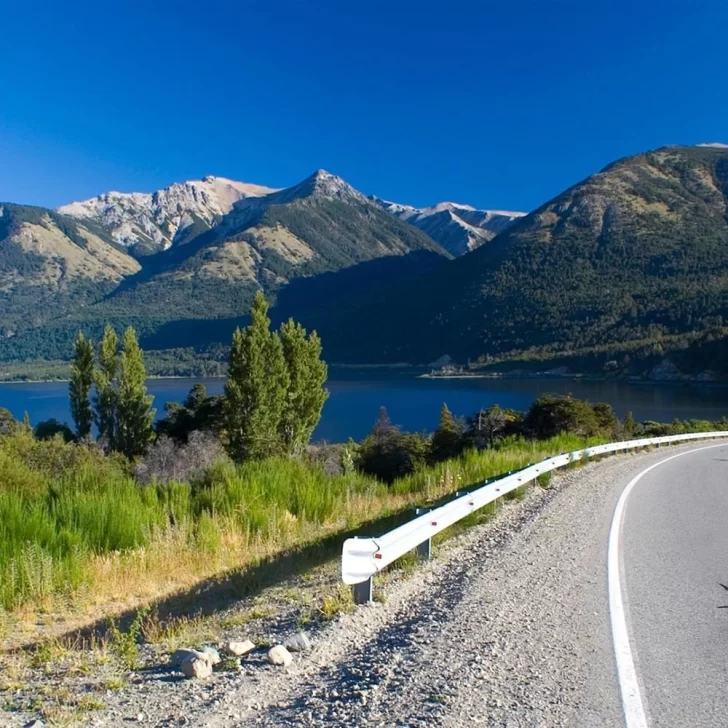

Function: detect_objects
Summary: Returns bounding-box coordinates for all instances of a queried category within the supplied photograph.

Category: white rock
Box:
[180,655,213,679]
[267,645,293,667]
[225,639,256,656]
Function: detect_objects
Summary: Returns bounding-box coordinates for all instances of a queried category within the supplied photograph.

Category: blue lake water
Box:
[2,374,728,442]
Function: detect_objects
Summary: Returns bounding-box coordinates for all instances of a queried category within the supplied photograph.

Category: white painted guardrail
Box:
[342,431,728,602]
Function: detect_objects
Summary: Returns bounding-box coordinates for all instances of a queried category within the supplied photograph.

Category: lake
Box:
[2,374,728,442]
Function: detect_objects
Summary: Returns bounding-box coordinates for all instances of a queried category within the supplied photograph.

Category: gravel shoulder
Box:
[4,443,713,727]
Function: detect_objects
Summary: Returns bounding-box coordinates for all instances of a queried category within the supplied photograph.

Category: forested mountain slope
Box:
[296,145,728,372]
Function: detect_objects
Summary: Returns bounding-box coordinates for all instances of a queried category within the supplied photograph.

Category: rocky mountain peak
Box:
[58,176,277,252]
[289,169,366,203]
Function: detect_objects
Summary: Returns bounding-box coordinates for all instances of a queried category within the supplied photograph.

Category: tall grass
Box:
[0,429,602,626]
[392,432,604,496]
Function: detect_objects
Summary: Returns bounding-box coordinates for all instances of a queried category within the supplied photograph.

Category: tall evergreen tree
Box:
[429,402,463,463]
[94,325,119,447]
[279,319,329,456]
[224,291,289,461]
[69,331,94,439]
[116,327,155,459]
[372,406,395,442]
[624,411,636,437]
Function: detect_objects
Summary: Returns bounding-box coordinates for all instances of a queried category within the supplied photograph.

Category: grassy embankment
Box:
[0,430,602,647]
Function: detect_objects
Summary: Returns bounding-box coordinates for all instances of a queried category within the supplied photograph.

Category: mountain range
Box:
[293,144,728,378]
[2,143,728,380]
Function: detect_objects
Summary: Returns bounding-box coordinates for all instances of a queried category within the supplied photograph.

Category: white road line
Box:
[608,443,727,728]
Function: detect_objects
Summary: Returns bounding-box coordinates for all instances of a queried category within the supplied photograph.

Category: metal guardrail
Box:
[341,431,728,602]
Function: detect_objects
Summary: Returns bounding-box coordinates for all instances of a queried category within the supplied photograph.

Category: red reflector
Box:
[374,553,382,560]
[431,521,438,526]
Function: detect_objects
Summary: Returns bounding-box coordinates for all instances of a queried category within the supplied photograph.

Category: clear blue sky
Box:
[1,0,726,212]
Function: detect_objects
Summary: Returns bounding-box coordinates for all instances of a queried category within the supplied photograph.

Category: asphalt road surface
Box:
[621,443,728,727]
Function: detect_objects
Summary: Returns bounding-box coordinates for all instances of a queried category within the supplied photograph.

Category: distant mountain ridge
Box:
[9,146,728,380]
[58,176,279,255]
[374,198,525,255]
[57,173,521,259]
[94,169,448,322]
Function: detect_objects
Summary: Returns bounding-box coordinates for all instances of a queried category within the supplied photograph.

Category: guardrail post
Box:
[352,577,373,605]
[415,507,432,560]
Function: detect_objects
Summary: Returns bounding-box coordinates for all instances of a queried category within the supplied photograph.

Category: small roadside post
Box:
[415,507,432,560]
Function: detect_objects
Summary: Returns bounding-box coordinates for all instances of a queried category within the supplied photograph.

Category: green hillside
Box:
[0,203,139,336]
[286,145,728,375]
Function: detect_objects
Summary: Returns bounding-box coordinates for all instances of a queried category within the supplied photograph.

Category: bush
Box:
[134,431,227,485]
[155,384,225,443]
[592,403,619,438]
[34,419,75,443]
[357,411,429,484]
[0,407,18,437]
[465,405,523,449]
[306,442,358,476]
[523,395,600,439]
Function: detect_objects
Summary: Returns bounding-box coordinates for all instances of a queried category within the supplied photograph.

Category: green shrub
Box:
[34,419,75,443]
[523,395,600,439]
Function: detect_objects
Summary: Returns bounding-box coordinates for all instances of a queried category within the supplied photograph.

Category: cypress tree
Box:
[94,324,119,447]
[279,319,329,456]
[116,327,155,459]
[69,331,94,439]
[224,291,289,461]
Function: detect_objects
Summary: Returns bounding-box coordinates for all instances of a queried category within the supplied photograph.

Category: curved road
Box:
[620,444,728,727]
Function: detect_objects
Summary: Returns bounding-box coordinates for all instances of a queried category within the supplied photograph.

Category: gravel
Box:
[6,444,707,727]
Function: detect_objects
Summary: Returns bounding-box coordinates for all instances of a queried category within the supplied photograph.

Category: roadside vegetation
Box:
[1,292,726,649]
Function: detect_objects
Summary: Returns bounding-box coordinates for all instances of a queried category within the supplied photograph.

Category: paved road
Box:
[622,444,728,727]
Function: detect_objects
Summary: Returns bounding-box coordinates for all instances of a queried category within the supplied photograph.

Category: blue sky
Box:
[1,0,726,212]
